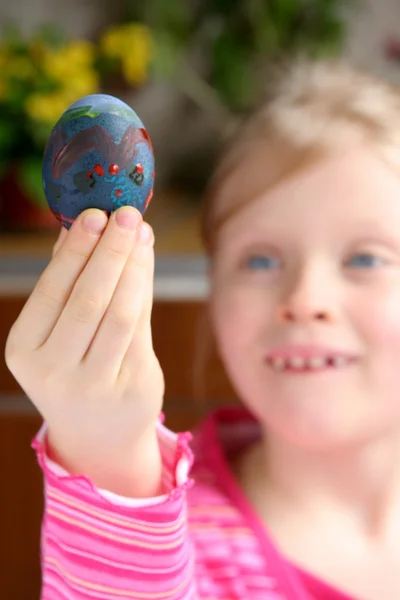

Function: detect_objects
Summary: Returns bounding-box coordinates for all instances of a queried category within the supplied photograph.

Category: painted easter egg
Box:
[42,94,155,229]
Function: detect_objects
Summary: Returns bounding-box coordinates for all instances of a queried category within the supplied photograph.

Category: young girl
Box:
[6,58,400,600]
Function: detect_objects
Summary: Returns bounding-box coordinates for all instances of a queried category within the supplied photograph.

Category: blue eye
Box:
[245,255,279,270]
[347,253,384,268]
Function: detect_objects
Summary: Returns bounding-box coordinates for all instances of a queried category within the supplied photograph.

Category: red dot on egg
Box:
[94,164,104,176]
[136,163,143,174]
[109,164,119,175]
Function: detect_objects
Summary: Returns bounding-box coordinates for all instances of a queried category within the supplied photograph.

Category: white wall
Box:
[0,0,124,38]
[344,0,400,83]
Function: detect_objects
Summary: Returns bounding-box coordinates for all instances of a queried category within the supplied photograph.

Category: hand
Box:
[5,207,165,496]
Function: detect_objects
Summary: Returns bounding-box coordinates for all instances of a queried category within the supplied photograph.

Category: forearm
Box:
[34,421,197,599]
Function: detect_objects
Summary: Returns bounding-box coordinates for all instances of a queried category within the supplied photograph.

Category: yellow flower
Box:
[67,70,100,99]
[26,65,99,125]
[100,23,153,84]
[42,40,96,83]
[121,52,150,86]
[100,25,126,58]
[65,40,95,65]
[26,91,74,124]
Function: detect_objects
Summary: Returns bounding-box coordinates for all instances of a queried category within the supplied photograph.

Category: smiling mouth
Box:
[266,355,356,373]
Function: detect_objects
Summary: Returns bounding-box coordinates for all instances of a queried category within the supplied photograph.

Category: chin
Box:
[260,408,396,451]
[247,392,372,450]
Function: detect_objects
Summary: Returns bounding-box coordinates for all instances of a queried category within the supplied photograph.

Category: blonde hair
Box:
[201,58,400,253]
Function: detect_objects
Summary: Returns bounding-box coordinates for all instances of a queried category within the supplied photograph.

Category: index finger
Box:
[52,226,68,257]
[12,209,108,351]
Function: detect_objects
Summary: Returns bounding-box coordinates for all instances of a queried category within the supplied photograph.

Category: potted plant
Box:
[120,0,355,192]
[0,22,154,231]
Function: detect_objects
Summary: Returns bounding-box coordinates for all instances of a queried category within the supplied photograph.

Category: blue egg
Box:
[42,94,155,229]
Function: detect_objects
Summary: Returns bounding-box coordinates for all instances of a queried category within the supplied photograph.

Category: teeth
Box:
[268,355,349,371]
[308,356,326,369]
[332,356,347,367]
[288,356,306,368]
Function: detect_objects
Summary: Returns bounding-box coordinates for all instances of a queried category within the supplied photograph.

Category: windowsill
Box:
[0,254,209,300]
[0,191,209,300]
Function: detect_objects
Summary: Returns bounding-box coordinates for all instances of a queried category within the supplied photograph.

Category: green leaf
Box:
[139,0,191,41]
[151,32,181,78]
[18,156,47,208]
[0,117,16,155]
[210,0,241,16]
[33,23,68,49]
[212,32,254,110]
[26,121,53,150]
[156,0,190,38]
[270,0,301,30]
[256,15,281,55]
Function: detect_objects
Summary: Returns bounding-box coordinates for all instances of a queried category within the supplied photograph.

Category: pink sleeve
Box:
[32,416,197,600]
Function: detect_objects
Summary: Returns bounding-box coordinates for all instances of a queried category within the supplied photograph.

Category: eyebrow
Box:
[347,234,400,251]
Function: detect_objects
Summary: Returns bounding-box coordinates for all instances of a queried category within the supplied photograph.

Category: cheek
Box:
[355,283,400,352]
[211,286,268,364]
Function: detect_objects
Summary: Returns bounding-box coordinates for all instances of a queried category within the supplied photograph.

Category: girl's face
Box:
[210,147,400,449]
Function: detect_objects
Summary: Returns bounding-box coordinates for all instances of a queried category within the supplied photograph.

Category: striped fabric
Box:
[32,408,352,600]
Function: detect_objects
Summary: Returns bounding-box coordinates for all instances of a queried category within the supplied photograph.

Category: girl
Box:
[7,58,400,600]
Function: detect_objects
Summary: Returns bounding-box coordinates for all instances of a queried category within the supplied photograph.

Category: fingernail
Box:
[116,206,140,230]
[139,222,153,244]
[83,211,108,233]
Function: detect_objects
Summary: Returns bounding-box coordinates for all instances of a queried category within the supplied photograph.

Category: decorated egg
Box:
[42,94,155,229]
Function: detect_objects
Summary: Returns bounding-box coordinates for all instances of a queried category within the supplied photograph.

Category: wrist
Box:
[47,425,163,498]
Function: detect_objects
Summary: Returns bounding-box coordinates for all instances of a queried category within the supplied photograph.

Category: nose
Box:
[277,263,335,324]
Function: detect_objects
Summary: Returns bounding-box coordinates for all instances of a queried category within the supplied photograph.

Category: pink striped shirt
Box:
[33,407,356,600]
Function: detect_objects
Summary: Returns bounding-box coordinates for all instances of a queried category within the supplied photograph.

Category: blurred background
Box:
[1,0,400,598]
[0,0,399,236]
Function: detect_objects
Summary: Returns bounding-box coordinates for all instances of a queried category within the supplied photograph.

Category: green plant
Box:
[125,0,354,118]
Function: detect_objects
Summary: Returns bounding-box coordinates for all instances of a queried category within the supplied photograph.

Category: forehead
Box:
[216,146,400,243]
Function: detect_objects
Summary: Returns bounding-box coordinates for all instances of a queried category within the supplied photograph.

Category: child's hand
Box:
[5,207,165,496]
